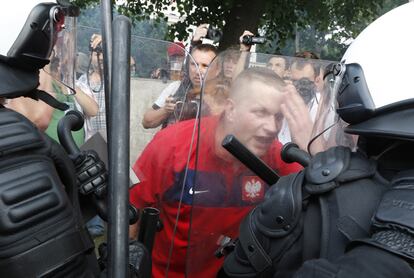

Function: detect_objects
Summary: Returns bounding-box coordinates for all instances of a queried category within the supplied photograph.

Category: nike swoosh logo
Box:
[189,187,209,195]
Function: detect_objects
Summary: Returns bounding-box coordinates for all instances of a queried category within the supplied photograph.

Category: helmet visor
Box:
[43,13,76,93]
[308,63,358,155]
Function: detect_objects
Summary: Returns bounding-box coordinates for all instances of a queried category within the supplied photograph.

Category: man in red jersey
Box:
[129,67,303,278]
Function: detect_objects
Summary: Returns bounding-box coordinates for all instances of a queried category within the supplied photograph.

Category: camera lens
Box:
[95,44,103,53]
[242,35,253,45]
[251,36,266,44]
[293,78,316,104]
[206,26,223,43]
[242,35,266,46]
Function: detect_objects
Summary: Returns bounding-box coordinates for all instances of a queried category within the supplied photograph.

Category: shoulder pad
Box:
[306,146,350,185]
[253,171,304,237]
[305,146,376,194]
[0,108,44,156]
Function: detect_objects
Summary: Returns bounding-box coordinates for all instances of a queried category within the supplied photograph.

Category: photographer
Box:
[191,23,209,47]
[232,30,266,80]
[278,52,322,150]
[74,33,107,238]
[141,43,218,129]
[76,33,106,141]
[190,23,223,47]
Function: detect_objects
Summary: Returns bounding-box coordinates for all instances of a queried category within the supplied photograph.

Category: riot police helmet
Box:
[0,0,79,99]
[310,2,414,153]
[337,2,414,140]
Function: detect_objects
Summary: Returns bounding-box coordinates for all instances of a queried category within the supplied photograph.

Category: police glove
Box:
[71,150,107,198]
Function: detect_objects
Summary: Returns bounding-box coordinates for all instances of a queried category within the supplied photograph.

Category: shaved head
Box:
[229,67,286,102]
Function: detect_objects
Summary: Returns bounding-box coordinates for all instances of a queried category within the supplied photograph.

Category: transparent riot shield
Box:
[128,35,205,278]
[185,50,336,277]
[308,63,358,155]
[77,24,204,276]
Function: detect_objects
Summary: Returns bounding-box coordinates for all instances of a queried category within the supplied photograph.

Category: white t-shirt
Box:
[75,75,98,141]
[153,81,181,108]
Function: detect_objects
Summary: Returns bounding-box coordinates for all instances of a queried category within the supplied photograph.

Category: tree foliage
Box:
[74,0,407,59]
[76,5,170,78]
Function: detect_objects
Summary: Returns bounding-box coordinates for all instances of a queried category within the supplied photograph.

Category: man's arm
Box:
[142,82,181,129]
[231,30,254,81]
[190,23,208,47]
[74,85,98,117]
[142,98,175,129]
[6,97,54,131]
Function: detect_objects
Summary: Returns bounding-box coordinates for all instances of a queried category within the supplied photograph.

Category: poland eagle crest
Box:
[245,179,262,198]
[242,176,264,202]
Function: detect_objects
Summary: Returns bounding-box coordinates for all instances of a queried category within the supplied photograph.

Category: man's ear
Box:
[224,98,236,123]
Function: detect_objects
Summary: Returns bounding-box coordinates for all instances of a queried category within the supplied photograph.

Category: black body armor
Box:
[0,107,99,277]
[221,146,390,277]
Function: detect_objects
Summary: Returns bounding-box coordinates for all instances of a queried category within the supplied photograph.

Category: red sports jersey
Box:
[130,116,302,278]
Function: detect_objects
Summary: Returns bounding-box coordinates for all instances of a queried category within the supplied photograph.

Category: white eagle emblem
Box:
[245,179,262,198]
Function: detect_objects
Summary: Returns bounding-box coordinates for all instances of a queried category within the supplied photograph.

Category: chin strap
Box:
[27,89,69,111]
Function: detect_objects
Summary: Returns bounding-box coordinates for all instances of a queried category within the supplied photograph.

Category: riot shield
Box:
[185,50,335,277]
[78,25,204,277]
[129,35,205,278]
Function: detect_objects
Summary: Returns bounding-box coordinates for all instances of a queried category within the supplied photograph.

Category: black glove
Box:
[71,150,107,198]
[352,177,414,262]
[71,150,140,225]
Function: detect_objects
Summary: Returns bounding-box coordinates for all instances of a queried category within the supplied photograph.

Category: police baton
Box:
[222,135,280,185]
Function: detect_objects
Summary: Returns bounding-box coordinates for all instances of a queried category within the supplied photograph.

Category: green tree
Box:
[74,0,406,59]
[76,5,170,77]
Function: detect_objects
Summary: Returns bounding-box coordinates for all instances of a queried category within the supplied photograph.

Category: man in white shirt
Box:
[278,53,322,150]
[142,43,218,129]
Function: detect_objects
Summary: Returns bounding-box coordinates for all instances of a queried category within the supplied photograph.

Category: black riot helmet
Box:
[0,1,79,101]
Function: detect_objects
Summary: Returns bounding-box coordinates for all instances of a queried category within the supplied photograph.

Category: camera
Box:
[89,43,103,53]
[205,26,223,43]
[241,35,266,45]
[292,78,317,105]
